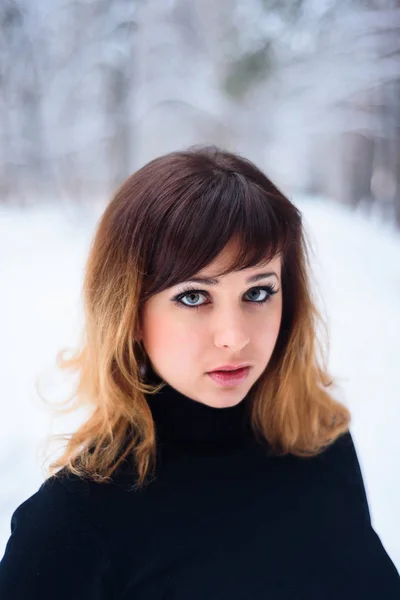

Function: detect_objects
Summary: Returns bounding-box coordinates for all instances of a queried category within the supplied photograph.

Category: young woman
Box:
[0,146,399,599]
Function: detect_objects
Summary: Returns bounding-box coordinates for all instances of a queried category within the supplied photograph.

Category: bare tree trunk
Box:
[106,67,132,191]
[394,79,400,229]
[342,131,374,210]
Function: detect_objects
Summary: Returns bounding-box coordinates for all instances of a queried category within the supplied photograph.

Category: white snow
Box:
[0,197,399,571]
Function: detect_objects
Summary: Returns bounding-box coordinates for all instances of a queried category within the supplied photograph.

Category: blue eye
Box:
[172,285,279,310]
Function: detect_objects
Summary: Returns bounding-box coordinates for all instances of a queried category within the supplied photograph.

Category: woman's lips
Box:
[207,366,250,387]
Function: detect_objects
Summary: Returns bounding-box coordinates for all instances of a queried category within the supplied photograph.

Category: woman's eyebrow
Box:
[185,272,279,286]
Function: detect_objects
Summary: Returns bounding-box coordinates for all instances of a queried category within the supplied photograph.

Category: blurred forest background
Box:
[1,0,400,570]
[1,0,400,228]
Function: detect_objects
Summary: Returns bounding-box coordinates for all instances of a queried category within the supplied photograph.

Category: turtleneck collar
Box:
[143,363,253,445]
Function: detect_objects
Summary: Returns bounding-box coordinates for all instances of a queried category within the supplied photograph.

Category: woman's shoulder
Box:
[9,468,86,519]
[4,468,100,559]
[25,460,139,516]
[316,428,372,523]
[3,459,138,550]
[0,468,113,599]
[318,429,362,473]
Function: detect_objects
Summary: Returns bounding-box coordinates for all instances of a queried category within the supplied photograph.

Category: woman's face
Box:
[138,241,283,408]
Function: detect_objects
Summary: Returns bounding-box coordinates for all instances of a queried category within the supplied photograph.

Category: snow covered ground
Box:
[1,197,399,571]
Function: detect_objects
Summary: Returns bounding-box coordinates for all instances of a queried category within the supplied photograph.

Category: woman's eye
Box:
[172,285,278,310]
[246,288,268,302]
[180,291,205,307]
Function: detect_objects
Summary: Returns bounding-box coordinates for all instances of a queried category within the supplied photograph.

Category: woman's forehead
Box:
[195,252,281,280]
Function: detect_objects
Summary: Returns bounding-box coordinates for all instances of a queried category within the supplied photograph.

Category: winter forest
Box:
[1,0,400,221]
[1,0,400,572]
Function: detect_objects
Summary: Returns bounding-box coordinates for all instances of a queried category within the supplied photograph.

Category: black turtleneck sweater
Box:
[0,373,399,599]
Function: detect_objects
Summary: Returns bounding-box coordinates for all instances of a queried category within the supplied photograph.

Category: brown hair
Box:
[40,145,350,488]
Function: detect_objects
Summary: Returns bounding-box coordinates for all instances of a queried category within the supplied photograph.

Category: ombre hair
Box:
[41,145,350,489]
